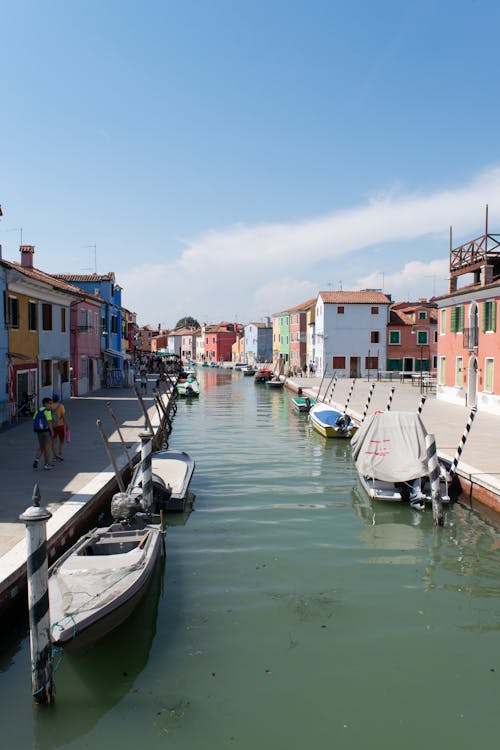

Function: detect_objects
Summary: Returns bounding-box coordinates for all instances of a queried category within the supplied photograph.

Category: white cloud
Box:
[121,165,500,325]
[357,258,450,300]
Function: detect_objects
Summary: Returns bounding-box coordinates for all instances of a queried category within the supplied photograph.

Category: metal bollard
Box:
[140,431,154,511]
[20,485,54,704]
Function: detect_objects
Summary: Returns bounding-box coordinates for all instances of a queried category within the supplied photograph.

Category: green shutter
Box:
[482,301,488,332]
[492,300,497,332]
[458,306,464,332]
[450,307,457,333]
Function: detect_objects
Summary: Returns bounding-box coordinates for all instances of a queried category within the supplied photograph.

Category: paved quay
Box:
[0,379,168,609]
[285,374,500,515]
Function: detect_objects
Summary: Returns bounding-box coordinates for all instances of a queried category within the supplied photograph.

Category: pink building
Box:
[435,228,500,413]
[70,297,102,395]
[289,298,315,374]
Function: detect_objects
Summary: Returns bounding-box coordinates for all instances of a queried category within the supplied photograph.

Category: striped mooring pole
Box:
[140,431,154,511]
[385,387,395,412]
[425,433,444,527]
[361,383,376,423]
[326,376,337,404]
[343,378,356,413]
[448,406,478,481]
[19,485,54,704]
[417,395,427,415]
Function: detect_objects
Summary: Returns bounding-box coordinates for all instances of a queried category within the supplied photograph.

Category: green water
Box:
[1,368,500,749]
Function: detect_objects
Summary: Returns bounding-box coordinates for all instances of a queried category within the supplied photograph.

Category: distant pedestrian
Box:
[33,397,54,470]
[140,370,147,393]
[51,393,69,461]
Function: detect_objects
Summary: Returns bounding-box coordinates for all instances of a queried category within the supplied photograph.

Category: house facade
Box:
[386,300,438,374]
[315,290,392,377]
[70,298,102,395]
[202,322,239,362]
[435,229,500,413]
[244,322,272,364]
[289,298,316,374]
[0,260,10,419]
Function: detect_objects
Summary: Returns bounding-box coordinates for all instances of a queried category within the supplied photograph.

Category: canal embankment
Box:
[285,374,500,515]
[0,377,174,615]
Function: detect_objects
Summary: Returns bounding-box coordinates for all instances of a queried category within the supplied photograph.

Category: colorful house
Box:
[435,229,500,412]
[55,273,124,385]
[289,298,316,374]
[243,321,272,364]
[0,259,10,420]
[315,290,392,377]
[202,322,240,363]
[4,246,79,404]
[386,300,438,374]
[69,296,102,395]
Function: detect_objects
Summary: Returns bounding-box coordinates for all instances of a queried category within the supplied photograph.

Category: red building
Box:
[386,300,438,374]
[289,298,316,374]
[202,322,241,363]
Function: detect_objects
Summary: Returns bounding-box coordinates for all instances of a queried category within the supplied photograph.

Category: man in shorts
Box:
[51,393,69,461]
[33,397,54,470]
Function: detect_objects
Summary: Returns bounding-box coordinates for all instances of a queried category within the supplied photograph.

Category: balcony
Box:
[463,326,479,350]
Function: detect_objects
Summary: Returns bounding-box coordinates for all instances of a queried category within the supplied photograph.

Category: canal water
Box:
[1,368,500,749]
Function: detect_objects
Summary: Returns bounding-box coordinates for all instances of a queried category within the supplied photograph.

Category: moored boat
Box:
[242,365,258,376]
[254,368,273,383]
[266,376,284,388]
[128,449,196,512]
[176,377,200,397]
[49,518,163,651]
[292,395,316,412]
[351,410,449,508]
[309,403,358,438]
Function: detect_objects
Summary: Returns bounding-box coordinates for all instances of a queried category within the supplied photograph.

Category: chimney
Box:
[20,245,35,269]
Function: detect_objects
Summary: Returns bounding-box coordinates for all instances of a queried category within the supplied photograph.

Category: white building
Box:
[315,290,392,377]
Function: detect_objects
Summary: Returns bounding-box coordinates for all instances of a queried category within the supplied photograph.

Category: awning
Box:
[8,352,35,362]
[104,348,124,359]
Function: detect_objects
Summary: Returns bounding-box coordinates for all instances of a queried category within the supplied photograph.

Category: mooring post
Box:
[447,406,478,481]
[417,395,427,415]
[343,378,356,413]
[96,419,126,493]
[385,387,395,412]
[140,431,154,511]
[326,375,338,404]
[361,383,376,423]
[105,401,133,472]
[20,485,54,705]
[425,434,444,527]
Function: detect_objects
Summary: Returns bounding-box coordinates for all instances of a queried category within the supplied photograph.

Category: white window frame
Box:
[439,356,446,386]
[440,308,446,335]
[455,356,463,388]
[484,357,494,393]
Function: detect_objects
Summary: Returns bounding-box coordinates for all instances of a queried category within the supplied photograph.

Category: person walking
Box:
[140,369,148,394]
[33,397,54,470]
[51,393,69,461]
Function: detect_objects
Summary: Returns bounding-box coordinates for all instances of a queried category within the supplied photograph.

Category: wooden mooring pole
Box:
[385,387,395,412]
[20,485,54,704]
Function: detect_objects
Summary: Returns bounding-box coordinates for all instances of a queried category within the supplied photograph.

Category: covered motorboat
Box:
[254,368,273,383]
[351,410,449,507]
[309,403,358,438]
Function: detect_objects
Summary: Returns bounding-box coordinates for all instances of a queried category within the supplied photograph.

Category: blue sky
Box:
[2,0,500,326]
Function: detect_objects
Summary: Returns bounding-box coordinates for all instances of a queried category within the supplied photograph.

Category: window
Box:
[371,306,379,314]
[8,296,19,328]
[332,356,345,369]
[81,356,89,379]
[111,315,118,334]
[433,356,437,368]
[371,331,379,343]
[450,305,464,333]
[389,330,400,345]
[337,306,344,314]
[101,317,107,335]
[61,307,66,332]
[365,356,379,370]
[417,330,428,345]
[418,311,427,320]
[42,303,52,331]
[41,359,52,387]
[387,359,402,371]
[485,358,494,393]
[456,356,463,387]
[440,309,446,334]
[28,301,37,331]
[434,330,438,343]
[61,360,69,383]
[483,300,497,332]
[439,356,446,386]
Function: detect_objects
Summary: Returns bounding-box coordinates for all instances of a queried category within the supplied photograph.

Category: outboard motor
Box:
[305,397,311,411]
[335,414,351,434]
[110,492,142,521]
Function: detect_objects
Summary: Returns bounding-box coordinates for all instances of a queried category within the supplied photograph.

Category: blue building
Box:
[244,322,272,364]
[54,272,124,385]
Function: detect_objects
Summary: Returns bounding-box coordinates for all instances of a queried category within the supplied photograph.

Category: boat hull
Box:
[309,406,358,439]
[49,523,162,651]
[357,473,450,504]
[292,396,315,412]
[129,449,195,512]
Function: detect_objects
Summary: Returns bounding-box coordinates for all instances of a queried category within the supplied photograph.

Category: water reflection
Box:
[33,559,164,750]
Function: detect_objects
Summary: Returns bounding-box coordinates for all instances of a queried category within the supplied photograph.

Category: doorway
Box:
[349,357,360,378]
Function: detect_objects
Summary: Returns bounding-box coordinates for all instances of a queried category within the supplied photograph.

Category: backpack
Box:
[33,408,48,432]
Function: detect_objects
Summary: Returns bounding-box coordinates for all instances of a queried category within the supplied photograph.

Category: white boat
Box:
[266,376,284,388]
[176,377,200,397]
[128,449,196,512]
[49,518,162,651]
[241,365,257,376]
[309,403,358,439]
[351,411,449,508]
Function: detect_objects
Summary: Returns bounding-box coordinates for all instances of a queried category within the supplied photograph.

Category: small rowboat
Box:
[309,403,358,439]
[49,518,163,651]
[292,396,316,412]
[254,368,273,383]
[266,377,284,388]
